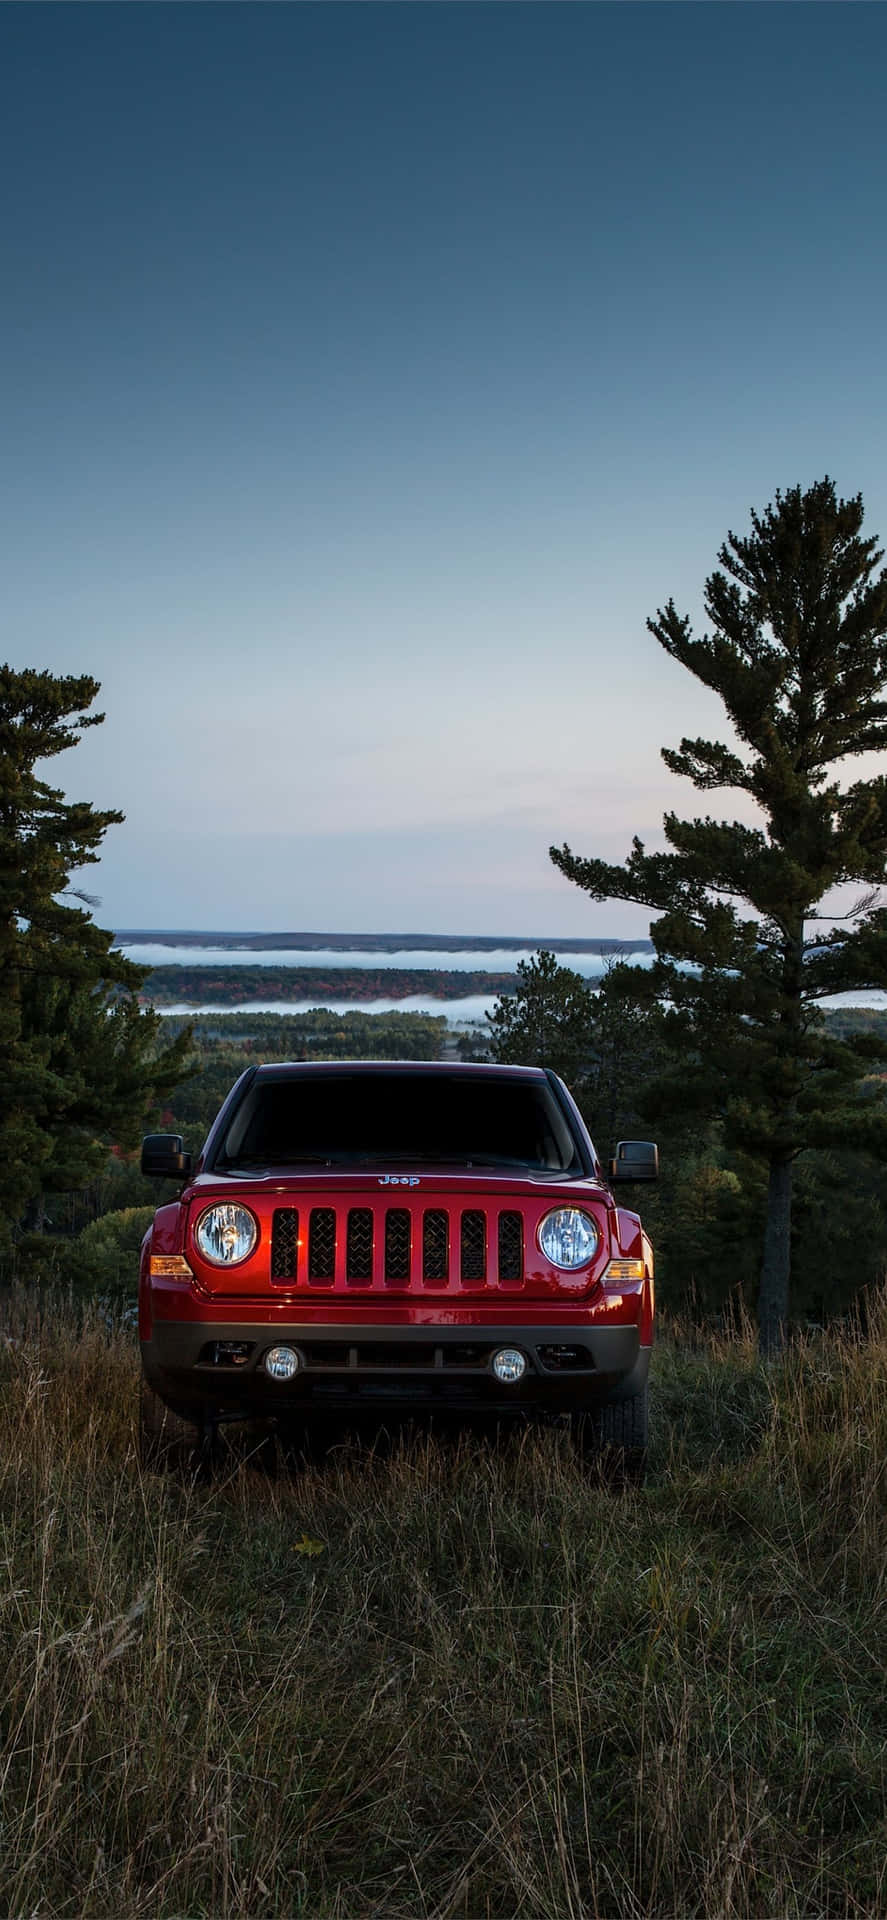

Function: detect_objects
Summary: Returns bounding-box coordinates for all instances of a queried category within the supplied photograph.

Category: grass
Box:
[0,1292,885,1918]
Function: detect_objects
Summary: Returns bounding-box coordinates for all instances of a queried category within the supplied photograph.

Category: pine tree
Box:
[486,950,598,1083]
[550,480,887,1351]
[0,666,191,1240]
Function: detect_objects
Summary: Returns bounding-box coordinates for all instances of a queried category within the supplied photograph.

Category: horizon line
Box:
[114,927,655,953]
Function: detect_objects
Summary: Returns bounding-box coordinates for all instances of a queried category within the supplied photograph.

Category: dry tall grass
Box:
[1,1289,885,1918]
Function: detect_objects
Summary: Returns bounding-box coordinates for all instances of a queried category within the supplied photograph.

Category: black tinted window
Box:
[216,1073,579,1173]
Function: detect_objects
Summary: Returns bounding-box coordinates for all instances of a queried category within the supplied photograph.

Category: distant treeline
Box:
[118,928,653,954]
[159,1009,448,1052]
[141,966,520,1005]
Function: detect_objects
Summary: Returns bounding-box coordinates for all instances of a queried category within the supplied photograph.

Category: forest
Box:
[140,963,518,1004]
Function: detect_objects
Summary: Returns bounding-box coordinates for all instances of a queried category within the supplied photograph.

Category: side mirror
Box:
[610,1140,658,1183]
[141,1133,193,1180]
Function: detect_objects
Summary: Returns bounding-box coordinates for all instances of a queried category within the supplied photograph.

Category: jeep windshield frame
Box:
[209,1068,585,1176]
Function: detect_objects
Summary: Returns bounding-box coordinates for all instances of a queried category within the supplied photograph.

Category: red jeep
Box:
[138,1062,656,1463]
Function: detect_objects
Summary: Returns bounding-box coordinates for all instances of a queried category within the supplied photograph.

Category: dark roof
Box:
[251,1060,548,1080]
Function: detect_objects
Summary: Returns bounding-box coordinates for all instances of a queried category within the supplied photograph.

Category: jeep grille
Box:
[268,1203,526,1289]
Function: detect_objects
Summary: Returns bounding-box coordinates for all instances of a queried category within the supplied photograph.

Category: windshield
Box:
[213,1072,581,1174]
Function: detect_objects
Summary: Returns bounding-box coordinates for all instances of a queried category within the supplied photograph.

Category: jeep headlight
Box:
[538,1207,599,1270]
[195,1203,258,1266]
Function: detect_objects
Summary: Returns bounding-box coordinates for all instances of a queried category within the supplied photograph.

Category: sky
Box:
[3,3,886,938]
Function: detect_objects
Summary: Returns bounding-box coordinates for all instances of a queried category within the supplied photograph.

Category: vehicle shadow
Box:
[216,1408,643,1485]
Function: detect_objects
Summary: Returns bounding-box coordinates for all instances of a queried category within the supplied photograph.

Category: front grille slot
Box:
[347,1208,373,1281]
[498,1211,523,1282]
[308,1207,336,1282]
[385,1209,411,1282]
[270,1208,299,1282]
[460,1210,486,1283]
[423,1209,449,1281]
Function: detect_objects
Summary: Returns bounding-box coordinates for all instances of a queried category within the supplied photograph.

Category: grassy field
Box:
[0,1294,885,1919]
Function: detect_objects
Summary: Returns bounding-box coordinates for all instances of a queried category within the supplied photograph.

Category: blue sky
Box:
[3,3,886,936]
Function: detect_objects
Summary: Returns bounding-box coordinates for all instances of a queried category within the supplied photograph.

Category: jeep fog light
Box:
[264,1345,301,1382]
[491,1347,527,1385]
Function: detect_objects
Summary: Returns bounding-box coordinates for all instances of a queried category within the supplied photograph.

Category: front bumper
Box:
[142,1318,650,1418]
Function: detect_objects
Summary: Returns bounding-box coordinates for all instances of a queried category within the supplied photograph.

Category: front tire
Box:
[572,1384,648,1479]
[139,1376,208,1471]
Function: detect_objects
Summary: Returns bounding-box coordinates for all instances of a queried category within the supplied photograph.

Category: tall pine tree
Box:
[0,666,191,1240]
[551,480,887,1351]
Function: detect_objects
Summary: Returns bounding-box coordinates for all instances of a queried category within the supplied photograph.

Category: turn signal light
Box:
[602,1259,646,1283]
[149,1254,194,1279]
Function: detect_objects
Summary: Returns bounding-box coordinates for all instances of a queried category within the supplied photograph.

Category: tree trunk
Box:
[758,1154,793,1356]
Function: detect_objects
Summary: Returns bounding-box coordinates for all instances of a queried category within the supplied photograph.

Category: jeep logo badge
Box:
[378,1174,421,1187]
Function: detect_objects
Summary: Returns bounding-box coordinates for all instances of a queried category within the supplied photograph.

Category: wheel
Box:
[572,1384,648,1480]
[139,1376,209,1471]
